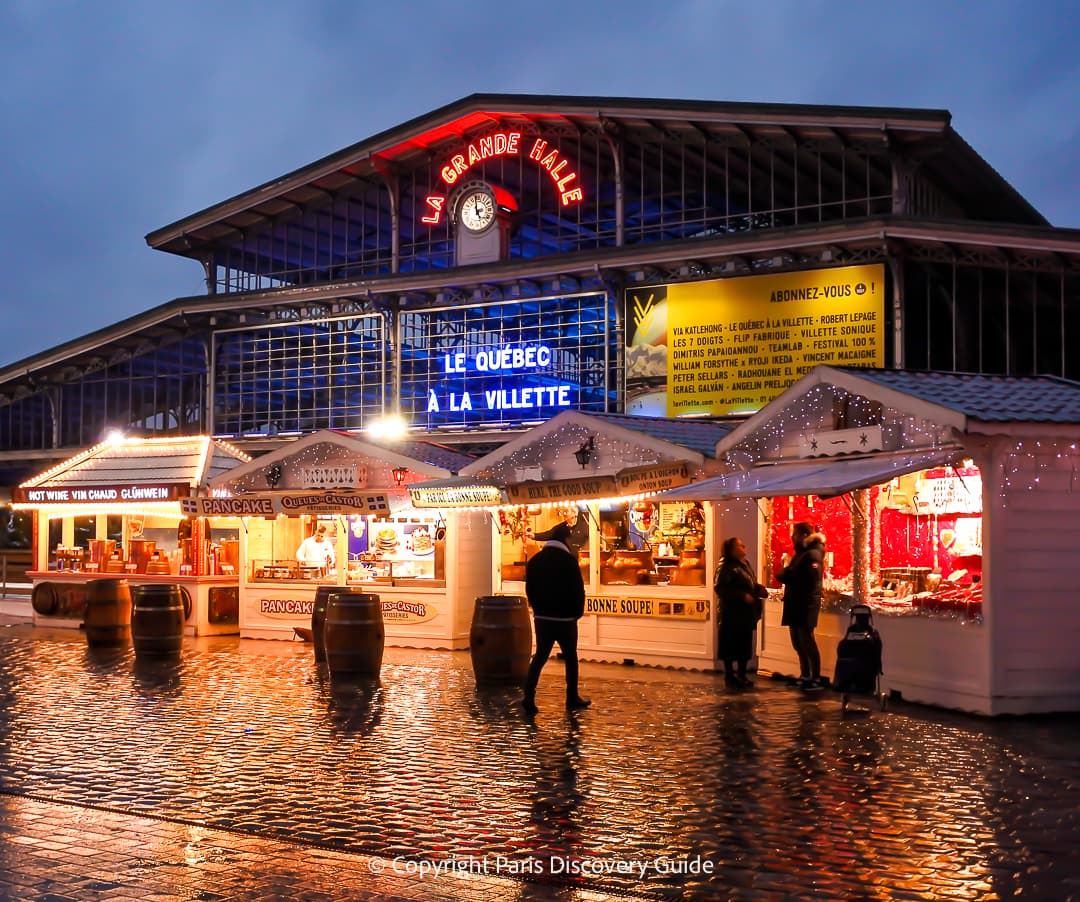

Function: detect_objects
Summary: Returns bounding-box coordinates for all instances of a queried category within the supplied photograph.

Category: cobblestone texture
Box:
[1,619,1079,900]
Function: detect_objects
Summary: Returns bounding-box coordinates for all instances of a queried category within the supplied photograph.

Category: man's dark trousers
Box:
[524,618,580,701]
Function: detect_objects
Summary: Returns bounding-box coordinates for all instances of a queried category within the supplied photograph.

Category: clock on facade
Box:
[457,187,496,232]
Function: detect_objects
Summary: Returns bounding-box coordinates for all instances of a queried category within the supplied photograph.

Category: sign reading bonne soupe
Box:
[586,595,709,621]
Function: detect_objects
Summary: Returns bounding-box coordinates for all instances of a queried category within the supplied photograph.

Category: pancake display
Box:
[411,526,433,554]
[375,526,399,553]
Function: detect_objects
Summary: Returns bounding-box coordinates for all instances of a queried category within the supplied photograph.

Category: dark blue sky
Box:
[1,0,1077,367]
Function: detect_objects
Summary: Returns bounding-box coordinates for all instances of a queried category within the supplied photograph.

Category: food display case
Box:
[346,519,444,588]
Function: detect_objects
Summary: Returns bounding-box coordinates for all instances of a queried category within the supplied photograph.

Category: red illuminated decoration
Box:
[527,138,583,206]
[441,132,522,185]
[421,196,446,224]
[423,129,585,227]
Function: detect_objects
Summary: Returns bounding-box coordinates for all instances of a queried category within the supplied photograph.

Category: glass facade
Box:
[1,100,1077,466]
[212,316,385,437]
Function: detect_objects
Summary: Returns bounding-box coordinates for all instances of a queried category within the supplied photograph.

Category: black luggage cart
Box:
[833,604,887,716]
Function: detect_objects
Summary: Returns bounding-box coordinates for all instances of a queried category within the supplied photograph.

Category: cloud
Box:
[1,0,1076,366]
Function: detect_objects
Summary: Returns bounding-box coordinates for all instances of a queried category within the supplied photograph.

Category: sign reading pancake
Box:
[182,496,276,517]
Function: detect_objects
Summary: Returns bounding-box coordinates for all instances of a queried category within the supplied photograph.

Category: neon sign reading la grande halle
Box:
[421,131,584,226]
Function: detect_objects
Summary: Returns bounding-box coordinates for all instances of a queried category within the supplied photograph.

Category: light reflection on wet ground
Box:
[1,623,1079,899]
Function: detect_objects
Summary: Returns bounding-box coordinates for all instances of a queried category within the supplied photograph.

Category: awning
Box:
[654,448,967,501]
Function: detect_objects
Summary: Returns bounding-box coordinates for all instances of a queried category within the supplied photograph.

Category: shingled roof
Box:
[827,368,1080,423]
[576,412,733,457]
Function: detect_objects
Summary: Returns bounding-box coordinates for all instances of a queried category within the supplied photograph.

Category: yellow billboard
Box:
[625,264,885,417]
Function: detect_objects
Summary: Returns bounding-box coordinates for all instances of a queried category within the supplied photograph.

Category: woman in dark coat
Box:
[777,521,826,690]
[715,536,768,688]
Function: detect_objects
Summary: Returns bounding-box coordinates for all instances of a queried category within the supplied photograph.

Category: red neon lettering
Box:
[439,132,525,187]
[421,195,446,224]
[428,131,585,221]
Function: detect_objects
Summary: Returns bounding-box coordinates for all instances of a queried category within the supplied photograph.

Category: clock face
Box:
[459,189,496,232]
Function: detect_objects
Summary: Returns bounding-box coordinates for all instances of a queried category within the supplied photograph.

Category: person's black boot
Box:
[521,693,538,715]
[566,696,591,710]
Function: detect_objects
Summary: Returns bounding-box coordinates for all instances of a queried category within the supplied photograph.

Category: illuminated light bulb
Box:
[368,415,409,440]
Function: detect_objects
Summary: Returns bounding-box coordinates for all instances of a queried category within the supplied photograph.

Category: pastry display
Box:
[411,526,433,554]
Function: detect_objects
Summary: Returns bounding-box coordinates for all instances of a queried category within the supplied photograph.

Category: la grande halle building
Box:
[3,95,1080,713]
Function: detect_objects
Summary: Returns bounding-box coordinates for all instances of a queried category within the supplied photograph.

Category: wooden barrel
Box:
[84,578,132,647]
[324,592,384,678]
[130,584,185,657]
[469,595,532,685]
[312,586,368,662]
[31,582,59,616]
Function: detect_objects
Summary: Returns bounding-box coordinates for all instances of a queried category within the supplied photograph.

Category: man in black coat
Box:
[521,522,590,714]
[777,521,827,690]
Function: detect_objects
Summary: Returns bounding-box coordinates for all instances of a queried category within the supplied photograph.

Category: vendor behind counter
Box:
[296,524,336,571]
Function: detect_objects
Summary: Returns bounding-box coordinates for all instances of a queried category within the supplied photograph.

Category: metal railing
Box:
[0,550,32,597]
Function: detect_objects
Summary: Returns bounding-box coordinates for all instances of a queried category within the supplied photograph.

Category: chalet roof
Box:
[208,429,474,491]
[822,367,1080,424]
[715,366,1080,465]
[19,436,250,490]
[571,412,733,458]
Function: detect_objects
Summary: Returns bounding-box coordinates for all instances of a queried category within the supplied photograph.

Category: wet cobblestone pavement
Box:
[2,617,1080,900]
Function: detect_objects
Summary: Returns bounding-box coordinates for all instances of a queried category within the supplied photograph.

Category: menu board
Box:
[625,264,885,417]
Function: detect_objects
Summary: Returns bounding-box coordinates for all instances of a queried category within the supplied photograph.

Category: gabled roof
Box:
[146,93,1045,256]
[209,429,474,489]
[825,368,1080,423]
[567,412,733,457]
[20,436,250,490]
[716,366,1080,461]
[460,410,725,480]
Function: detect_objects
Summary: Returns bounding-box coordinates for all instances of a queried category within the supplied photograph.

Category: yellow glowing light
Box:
[368,415,409,440]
